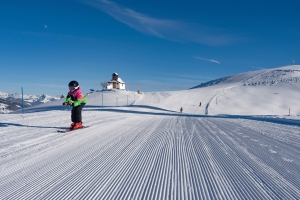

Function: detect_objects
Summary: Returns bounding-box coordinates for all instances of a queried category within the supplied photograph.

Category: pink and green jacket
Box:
[65,87,87,107]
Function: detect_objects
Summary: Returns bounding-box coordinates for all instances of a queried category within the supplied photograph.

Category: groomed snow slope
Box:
[1,110,300,199]
[0,65,300,199]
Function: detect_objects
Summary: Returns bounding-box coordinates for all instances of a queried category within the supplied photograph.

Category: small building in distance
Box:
[106,72,126,90]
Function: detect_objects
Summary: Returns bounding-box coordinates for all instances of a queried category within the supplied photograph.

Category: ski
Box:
[57,126,89,133]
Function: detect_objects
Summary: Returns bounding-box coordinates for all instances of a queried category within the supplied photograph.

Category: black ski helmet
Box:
[68,80,79,87]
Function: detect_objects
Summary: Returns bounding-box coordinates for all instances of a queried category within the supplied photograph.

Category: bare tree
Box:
[100,82,109,90]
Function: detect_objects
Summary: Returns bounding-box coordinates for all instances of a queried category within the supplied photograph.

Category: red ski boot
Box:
[73,122,83,129]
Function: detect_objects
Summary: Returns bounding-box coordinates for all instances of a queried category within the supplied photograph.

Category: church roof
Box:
[117,78,125,83]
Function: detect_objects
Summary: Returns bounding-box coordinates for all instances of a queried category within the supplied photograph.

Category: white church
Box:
[106,72,126,90]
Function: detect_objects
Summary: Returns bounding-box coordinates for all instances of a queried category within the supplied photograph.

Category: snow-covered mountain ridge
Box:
[0,92,60,113]
[192,65,300,88]
[243,68,300,86]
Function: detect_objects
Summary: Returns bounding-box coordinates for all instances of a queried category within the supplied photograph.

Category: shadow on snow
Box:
[0,122,66,129]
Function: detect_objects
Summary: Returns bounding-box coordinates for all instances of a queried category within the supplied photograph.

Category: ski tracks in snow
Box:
[0,111,300,199]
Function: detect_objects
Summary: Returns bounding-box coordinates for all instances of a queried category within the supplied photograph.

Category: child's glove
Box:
[62,101,74,106]
[69,100,74,106]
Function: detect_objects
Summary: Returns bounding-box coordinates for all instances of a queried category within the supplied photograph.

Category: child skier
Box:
[63,80,87,129]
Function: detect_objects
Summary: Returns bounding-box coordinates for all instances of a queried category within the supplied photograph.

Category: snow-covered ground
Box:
[0,65,300,199]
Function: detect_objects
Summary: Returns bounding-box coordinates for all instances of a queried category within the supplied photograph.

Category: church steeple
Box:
[112,72,119,81]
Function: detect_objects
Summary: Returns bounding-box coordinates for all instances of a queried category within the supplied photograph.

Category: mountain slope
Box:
[133,65,300,115]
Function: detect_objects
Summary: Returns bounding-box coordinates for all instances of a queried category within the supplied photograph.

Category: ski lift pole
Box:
[21,87,24,114]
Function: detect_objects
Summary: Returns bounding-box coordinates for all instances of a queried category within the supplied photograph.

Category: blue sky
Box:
[1,0,299,96]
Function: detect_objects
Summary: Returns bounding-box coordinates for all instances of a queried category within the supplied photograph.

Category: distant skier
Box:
[63,80,87,129]
[199,102,201,107]
[180,107,183,113]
